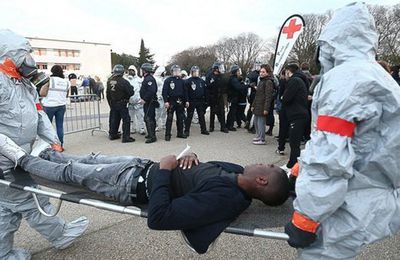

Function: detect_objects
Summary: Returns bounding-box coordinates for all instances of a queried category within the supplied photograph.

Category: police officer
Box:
[184,66,209,136]
[206,62,229,133]
[139,63,158,144]
[106,64,135,143]
[245,61,261,132]
[162,65,189,141]
[226,65,248,131]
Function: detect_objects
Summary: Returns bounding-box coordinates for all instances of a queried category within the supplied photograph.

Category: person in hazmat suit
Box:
[125,65,145,135]
[284,3,400,259]
[0,29,89,260]
[154,66,167,132]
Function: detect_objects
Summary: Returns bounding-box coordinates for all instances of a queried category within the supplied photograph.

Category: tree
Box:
[138,39,155,67]
[111,52,138,69]
[168,46,217,75]
[289,13,331,74]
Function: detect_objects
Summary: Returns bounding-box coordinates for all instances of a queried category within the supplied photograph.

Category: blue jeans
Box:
[44,105,66,145]
[20,150,151,205]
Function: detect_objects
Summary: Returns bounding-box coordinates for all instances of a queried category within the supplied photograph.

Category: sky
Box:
[1,0,398,65]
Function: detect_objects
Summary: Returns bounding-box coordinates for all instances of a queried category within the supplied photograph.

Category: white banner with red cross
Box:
[273,15,305,74]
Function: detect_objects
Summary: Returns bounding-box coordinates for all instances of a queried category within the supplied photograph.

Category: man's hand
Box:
[164,102,170,109]
[185,102,189,108]
[179,153,199,170]
[51,143,64,152]
[263,110,268,115]
[139,99,146,105]
[159,155,178,171]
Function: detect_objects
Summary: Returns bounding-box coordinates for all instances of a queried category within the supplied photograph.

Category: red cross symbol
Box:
[282,18,302,39]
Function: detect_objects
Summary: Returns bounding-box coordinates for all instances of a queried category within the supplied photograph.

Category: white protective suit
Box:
[0,30,88,260]
[293,3,400,259]
[125,66,145,134]
[154,66,167,130]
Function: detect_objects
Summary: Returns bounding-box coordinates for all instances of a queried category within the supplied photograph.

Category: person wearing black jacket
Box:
[139,63,158,144]
[226,65,248,131]
[184,66,209,136]
[245,63,261,132]
[106,64,135,143]
[206,62,229,133]
[281,64,309,169]
[5,139,291,255]
[162,65,189,141]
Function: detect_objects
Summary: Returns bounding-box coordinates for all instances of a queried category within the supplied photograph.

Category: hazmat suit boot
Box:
[51,216,89,249]
[0,134,27,164]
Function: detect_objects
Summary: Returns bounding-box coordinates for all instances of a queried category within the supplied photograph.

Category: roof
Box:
[26,36,111,46]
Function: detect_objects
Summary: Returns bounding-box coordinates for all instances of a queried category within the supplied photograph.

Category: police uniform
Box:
[162,76,188,139]
[184,76,208,135]
[206,72,228,132]
[140,74,158,143]
[106,75,134,141]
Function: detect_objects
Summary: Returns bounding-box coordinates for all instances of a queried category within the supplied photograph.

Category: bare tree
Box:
[289,13,330,73]
[370,4,400,64]
[169,46,217,74]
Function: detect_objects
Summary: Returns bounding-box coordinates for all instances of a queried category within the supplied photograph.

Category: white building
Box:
[27,36,112,82]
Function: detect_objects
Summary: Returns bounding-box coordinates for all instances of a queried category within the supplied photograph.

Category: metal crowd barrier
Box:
[65,94,108,135]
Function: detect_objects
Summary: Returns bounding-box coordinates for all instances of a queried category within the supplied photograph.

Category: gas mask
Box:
[314,43,335,75]
[18,53,49,88]
[128,69,136,77]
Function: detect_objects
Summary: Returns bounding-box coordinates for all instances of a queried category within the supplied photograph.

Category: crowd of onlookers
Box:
[38,60,400,169]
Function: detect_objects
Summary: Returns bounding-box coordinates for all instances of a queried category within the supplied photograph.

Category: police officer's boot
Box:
[145,122,157,144]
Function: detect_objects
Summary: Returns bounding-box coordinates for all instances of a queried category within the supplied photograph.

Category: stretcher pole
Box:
[0,178,289,241]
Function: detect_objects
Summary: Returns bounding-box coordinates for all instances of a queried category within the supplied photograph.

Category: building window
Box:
[37,63,48,70]
[33,48,47,56]
[61,64,67,70]
[73,64,81,70]
[55,49,79,57]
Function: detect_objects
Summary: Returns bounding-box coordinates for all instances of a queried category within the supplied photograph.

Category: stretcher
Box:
[0,168,290,243]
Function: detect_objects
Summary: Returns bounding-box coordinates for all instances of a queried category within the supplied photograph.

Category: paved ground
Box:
[13,101,400,259]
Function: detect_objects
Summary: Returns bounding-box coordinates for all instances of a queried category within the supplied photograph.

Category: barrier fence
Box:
[64,94,108,135]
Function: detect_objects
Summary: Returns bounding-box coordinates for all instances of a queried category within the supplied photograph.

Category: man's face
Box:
[243,163,280,177]
[285,69,292,78]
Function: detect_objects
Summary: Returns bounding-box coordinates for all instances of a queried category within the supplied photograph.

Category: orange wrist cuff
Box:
[291,163,299,177]
[292,211,320,233]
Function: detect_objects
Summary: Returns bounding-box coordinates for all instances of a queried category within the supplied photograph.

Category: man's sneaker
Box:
[31,139,51,157]
[139,129,146,135]
[253,137,261,141]
[0,133,27,164]
[280,165,292,176]
[252,140,266,145]
[275,149,285,155]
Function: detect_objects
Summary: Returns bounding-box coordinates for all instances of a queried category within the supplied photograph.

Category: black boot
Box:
[122,137,135,143]
[165,135,171,141]
[145,122,157,144]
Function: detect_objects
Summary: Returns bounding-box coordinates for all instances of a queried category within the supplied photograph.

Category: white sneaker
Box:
[252,140,266,145]
[0,133,26,164]
[280,165,292,176]
[253,137,261,141]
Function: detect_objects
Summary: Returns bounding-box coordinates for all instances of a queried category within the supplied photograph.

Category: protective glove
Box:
[285,211,319,248]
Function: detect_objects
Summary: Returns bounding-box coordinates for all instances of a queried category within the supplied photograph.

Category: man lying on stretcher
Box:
[0,134,290,254]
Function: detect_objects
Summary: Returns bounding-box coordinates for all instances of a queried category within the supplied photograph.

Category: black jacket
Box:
[106,75,134,106]
[228,75,248,102]
[140,74,157,103]
[185,77,207,102]
[206,72,227,104]
[162,76,188,103]
[282,72,308,121]
[147,161,251,254]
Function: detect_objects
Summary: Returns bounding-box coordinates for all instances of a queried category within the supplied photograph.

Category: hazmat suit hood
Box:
[128,65,138,75]
[317,2,378,72]
[154,66,166,77]
[0,29,32,67]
